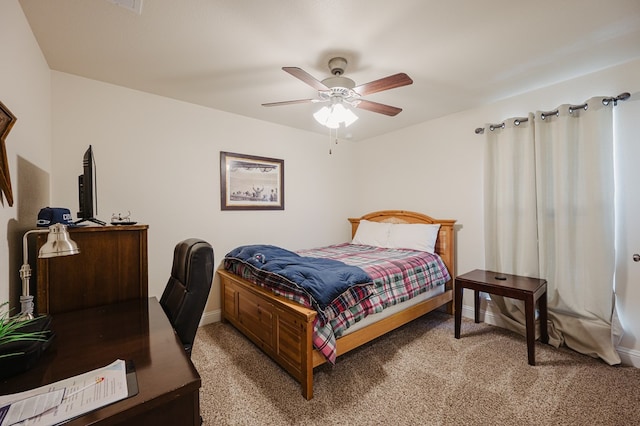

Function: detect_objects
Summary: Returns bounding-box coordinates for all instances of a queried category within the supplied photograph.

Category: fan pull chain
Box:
[329,129,338,154]
[327,128,341,155]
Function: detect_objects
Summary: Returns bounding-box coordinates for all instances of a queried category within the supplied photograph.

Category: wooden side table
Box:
[454,269,548,365]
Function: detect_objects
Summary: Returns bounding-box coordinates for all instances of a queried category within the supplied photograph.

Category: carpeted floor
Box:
[191,312,640,425]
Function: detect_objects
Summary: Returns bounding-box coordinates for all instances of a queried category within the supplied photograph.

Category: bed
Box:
[217,210,456,399]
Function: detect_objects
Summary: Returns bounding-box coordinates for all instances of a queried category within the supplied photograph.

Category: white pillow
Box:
[351,220,391,247]
[387,223,440,254]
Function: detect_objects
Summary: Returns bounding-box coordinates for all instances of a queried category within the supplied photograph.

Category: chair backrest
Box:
[160,238,214,356]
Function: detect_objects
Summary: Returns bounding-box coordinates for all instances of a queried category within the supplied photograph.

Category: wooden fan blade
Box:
[262,99,315,107]
[353,73,413,96]
[355,100,403,116]
[283,67,329,91]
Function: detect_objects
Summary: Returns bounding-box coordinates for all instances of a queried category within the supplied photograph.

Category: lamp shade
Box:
[313,102,358,129]
[38,223,80,258]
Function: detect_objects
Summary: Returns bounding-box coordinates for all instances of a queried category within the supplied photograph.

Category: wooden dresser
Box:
[36,224,148,314]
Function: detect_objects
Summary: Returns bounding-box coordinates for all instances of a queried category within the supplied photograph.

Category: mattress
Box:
[341,284,445,336]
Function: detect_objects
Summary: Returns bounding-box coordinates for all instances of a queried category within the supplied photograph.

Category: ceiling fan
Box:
[262,57,413,120]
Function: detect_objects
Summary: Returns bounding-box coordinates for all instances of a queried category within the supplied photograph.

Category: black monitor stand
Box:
[75,217,106,226]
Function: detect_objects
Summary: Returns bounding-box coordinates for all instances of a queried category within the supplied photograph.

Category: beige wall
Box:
[0,1,52,309]
[50,72,359,318]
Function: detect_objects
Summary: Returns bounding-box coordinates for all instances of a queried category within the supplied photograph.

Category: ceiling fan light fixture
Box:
[265,58,412,133]
[313,102,358,129]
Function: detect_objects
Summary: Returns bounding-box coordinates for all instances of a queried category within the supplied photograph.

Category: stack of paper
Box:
[0,360,128,426]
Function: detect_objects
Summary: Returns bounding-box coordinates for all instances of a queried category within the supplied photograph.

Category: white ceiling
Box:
[18,0,640,141]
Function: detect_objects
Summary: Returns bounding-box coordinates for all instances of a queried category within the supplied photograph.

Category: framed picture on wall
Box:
[220,151,284,210]
[0,100,17,207]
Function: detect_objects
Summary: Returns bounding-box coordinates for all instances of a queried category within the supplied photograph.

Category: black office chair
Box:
[160,238,214,357]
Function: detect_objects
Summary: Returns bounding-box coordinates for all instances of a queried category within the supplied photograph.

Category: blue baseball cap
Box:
[37,207,75,227]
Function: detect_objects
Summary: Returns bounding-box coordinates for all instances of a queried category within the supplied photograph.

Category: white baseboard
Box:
[199,308,221,326]
[461,303,640,368]
[616,345,640,367]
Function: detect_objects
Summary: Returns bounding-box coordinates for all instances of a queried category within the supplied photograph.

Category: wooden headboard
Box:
[348,210,456,281]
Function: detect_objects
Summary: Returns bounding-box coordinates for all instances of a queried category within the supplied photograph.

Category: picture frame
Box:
[220,151,284,210]
[0,100,17,207]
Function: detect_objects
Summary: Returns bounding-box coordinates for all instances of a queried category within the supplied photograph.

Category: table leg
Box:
[525,295,536,366]
[539,291,548,344]
[454,284,463,339]
[474,290,480,323]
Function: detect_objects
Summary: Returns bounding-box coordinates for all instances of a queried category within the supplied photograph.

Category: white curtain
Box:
[484,114,540,335]
[484,97,621,365]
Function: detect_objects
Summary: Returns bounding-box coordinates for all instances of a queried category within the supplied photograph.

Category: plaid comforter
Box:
[224,243,450,363]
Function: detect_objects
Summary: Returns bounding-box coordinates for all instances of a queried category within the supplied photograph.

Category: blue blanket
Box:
[225,244,372,311]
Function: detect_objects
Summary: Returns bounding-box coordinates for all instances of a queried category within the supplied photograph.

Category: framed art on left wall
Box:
[0,100,17,207]
[220,151,284,211]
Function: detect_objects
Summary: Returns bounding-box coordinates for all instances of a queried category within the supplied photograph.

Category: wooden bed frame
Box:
[218,210,456,400]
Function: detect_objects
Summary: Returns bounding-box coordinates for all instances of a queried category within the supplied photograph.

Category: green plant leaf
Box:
[0,302,49,348]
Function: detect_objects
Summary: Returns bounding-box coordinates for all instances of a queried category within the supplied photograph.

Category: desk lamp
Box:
[19,224,80,320]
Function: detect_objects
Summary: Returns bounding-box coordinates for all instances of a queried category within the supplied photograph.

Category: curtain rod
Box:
[474,92,630,135]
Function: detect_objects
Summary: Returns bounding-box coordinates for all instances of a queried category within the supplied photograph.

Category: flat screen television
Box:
[75,145,105,225]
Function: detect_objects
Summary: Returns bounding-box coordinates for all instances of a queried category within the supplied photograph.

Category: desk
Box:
[0,298,201,425]
[454,269,548,366]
